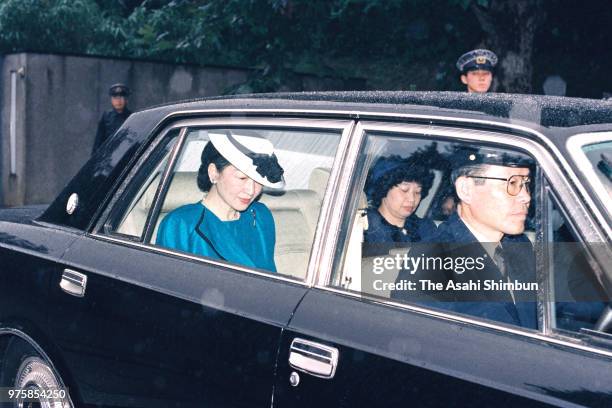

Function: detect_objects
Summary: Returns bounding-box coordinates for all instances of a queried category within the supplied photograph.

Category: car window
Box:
[330,130,546,330]
[548,193,609,334]
[104,128,182,239]
[146,127,341,280]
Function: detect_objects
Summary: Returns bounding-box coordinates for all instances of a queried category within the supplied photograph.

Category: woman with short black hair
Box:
[364,155,436,252]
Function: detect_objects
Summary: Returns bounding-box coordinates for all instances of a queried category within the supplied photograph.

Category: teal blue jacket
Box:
[157,201,277,273]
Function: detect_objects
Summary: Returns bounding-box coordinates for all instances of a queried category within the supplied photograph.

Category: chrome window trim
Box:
[566,132,612,220]
[312,121,365,287]
[156,108,610,237]
[143,127,189,242]
[93,116,355,287]
[313,120,612,357]
[305,121,356,286]
[162,116,354,131]
[540,182,555,334]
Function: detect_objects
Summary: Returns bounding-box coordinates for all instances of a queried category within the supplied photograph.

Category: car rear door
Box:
[273,120,612,407]
[53,236,306,407]
[47,117,353,407]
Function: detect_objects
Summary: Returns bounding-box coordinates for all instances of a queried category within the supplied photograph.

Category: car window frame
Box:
[567,131,612,224]
[542,183,612,337]
[315,119,612,356]
[102,127,186,241]
[91,115,355,287]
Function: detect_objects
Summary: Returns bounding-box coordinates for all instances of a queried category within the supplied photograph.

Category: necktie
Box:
[493,245,506,278]
[494,245,515,303]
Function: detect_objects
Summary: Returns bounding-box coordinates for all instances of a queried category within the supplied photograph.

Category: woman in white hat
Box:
[157,131,285,272]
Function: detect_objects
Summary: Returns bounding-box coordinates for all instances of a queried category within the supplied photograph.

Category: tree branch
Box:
[469,3,497,38]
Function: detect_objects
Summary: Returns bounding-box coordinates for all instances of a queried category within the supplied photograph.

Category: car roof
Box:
[149,89,612,124]
[41,91,612,230]
[133,91,612,152]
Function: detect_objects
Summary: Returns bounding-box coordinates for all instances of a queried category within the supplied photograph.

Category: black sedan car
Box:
[1,92,611,407]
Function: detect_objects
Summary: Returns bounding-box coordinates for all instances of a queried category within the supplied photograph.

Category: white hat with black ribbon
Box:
[209,131,285,189]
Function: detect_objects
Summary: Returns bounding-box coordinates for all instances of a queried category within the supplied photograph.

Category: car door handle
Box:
[288,338,339,379]
[60,269,87,297]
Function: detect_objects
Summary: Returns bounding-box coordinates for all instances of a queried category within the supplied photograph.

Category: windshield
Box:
[567,133,612,221]
[574,140,612,223]
[582,141,612,201]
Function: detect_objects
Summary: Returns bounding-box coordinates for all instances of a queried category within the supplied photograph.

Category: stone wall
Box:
[0,53,363,206]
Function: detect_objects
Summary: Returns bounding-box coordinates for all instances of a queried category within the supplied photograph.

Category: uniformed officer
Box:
[392,147,538,328]
[92,83,132,154]
[456,49,498,93]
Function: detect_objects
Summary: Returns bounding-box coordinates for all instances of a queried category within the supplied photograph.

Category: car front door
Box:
[273,121,612,408]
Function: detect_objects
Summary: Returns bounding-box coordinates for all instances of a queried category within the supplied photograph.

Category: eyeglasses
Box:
[468,175,531,196]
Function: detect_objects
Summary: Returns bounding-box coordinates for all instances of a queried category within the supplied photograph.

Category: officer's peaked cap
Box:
[450,146,533,169]
[109,83,131,96]
[456,49,498,73]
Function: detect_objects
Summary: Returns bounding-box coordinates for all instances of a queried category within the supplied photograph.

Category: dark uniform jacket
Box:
[92,108,132,154]
[391,212,538,329]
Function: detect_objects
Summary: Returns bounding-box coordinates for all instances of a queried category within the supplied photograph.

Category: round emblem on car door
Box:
[66,193,79,215]
[289,371,300,387]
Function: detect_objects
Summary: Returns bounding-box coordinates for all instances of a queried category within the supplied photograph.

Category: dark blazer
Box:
[363,210,437,257]
[392,213,537,329]
[92,108,132,154]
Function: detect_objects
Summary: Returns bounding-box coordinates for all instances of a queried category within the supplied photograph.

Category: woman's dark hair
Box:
[197,142,230,192]
[366,156,435,208]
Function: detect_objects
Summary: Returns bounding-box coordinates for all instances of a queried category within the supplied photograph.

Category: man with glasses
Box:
[392,147,538,329]
[452,152,532,243]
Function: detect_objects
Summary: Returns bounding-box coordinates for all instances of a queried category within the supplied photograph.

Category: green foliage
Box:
[0,0,481,93]
[0,0,102,53]
[0,1,607,97]
[92,1,215,61]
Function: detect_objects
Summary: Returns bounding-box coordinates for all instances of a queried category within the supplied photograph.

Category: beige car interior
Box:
[118,167,331,280]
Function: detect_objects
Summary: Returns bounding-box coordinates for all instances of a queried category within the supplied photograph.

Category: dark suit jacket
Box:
[391,213,538,329]
[92,108,132,154]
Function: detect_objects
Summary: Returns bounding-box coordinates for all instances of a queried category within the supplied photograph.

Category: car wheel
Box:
[0,336,72,408]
